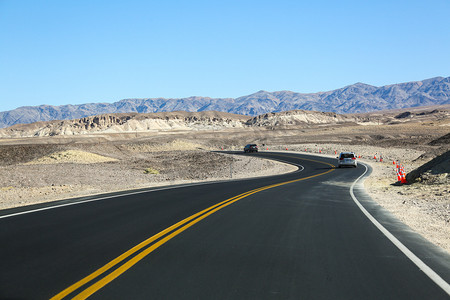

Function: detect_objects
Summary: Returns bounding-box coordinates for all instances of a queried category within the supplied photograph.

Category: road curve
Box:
[0,152,449,299]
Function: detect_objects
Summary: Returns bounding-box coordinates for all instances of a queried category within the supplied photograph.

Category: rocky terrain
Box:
[1,76,449,128]
[0,111,249,137]
[1,105,449,138]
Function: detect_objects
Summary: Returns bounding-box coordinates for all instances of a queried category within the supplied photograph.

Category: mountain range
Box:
[1,76,449,128]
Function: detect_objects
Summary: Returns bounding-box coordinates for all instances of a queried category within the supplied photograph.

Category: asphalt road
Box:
[0,152,449,299]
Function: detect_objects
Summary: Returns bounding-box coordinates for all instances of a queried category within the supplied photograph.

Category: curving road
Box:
[0,152,449,299]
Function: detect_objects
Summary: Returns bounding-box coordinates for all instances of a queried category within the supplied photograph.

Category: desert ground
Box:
[0,120,449,253]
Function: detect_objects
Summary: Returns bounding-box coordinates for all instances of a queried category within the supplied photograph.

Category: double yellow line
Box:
[52,156,334,299]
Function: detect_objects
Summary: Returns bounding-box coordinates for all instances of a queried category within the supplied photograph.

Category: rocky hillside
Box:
[246,110,357,127]
[1,106,448,138]
[1,76,449,128]
[0,111,249,137]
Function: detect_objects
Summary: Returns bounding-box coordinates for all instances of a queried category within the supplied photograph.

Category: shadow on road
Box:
[315,166,337,170]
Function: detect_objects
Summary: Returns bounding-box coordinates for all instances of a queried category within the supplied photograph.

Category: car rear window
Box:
[341,153,354,158]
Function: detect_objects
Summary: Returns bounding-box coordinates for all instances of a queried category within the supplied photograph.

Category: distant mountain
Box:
[1,76,449,128]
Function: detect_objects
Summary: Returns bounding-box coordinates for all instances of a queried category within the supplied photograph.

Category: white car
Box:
[337,152,357,168]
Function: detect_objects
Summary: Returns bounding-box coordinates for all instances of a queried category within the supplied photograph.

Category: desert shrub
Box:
[144,167,159,174]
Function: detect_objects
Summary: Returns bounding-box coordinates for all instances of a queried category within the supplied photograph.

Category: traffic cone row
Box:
[221,146,392,168]
[371,153,385,162]
[396,162,407,184]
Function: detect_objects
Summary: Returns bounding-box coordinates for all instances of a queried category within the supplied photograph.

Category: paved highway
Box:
[0,152,449,299]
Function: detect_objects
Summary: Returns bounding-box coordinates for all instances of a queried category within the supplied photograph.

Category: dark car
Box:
[244,144,258,153]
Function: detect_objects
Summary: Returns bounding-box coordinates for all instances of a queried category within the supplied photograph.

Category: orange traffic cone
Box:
[397,170,402,182]
[400,171,407,184]
[397,164,407,184]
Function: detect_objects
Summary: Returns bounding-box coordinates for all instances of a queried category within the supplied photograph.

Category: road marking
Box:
[50,190,257,300]
[350,163,450,296]
[51,161,334,299]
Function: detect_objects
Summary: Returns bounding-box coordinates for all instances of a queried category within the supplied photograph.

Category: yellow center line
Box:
[50,189,260,300]
[52,155,334,300]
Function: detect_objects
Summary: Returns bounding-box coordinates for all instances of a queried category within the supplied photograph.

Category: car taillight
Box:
[340,157,344,160]
[352,157,356,160]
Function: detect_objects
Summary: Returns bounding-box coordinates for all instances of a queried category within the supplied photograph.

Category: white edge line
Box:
[0,183,205,220]
[0,157,303,220]
[351,163,450,295]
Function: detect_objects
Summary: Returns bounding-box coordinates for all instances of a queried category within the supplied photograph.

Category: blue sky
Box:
[0,0,449,111]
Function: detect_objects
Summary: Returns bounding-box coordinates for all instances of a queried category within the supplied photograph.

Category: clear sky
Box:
[0,0,449,112]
